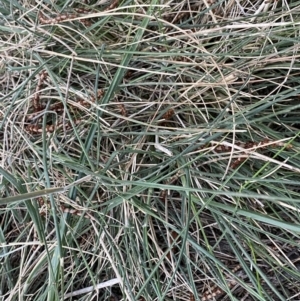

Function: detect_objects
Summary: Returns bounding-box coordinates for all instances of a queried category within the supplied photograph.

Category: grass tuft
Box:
[1,0,300,300]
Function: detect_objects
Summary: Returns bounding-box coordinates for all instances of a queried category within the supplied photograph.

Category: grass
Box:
[1,0,300,300]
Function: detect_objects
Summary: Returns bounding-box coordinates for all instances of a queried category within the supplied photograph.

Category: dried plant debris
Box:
[38,0,119,26]
[201,139,293,169]
[25,70,104,134]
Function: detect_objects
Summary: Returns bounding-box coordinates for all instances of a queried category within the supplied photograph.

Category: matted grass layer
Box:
[1,0,300,300]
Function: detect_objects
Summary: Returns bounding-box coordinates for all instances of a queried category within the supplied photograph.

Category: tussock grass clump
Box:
[1,0,300,300]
